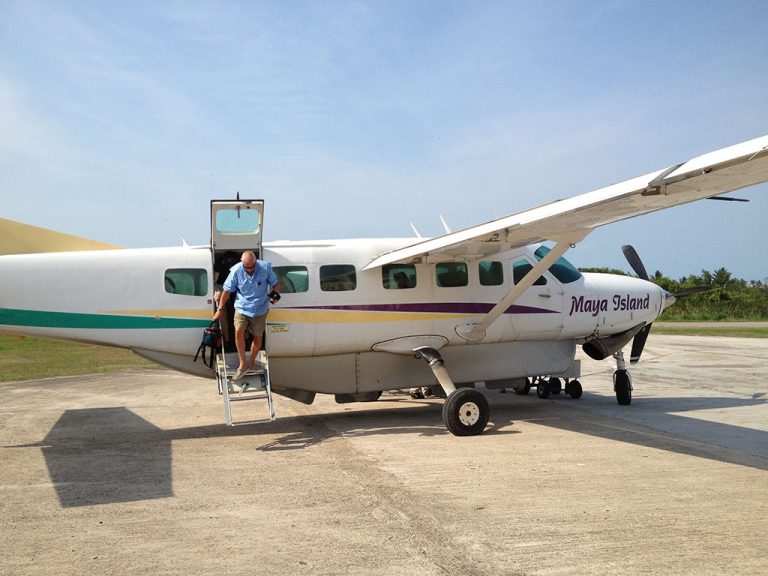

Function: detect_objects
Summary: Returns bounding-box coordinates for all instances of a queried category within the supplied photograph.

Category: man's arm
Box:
[269,281,281,304]
[213,290,232,320]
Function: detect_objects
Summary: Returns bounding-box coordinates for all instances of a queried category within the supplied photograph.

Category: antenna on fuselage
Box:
[410,222,423,238]
[164,219,190,248]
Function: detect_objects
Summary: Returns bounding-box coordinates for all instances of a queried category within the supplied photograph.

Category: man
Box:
[213,250,280,381]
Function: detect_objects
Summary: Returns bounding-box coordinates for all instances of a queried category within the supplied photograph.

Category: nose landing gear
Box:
[613,351,633,405]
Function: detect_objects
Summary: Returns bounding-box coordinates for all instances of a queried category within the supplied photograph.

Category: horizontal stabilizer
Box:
[0,218,120,255]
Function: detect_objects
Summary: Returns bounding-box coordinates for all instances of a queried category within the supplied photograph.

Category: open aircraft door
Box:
[210,198,266,350]
[211,198,264,256]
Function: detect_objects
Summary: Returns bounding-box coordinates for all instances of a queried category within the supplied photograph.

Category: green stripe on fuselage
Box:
[0,308,209,330]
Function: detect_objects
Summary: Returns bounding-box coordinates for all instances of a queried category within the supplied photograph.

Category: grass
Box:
[0,334,155,383]
[652,326,768,338]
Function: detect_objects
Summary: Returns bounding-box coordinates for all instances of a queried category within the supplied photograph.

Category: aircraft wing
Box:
[363,135,768,270]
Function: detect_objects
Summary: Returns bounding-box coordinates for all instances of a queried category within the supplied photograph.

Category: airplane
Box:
[1,135,767,436]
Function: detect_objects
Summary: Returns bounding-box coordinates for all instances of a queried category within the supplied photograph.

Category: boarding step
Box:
[216,350,276,426]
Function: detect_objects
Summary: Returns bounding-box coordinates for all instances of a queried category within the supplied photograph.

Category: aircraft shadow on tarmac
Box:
[35,407,173,508]
[491,392,768,470]
[28,392,767,507]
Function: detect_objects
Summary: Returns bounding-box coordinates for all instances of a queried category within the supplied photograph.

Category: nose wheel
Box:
[613,351,633,405]
[614,369,632,405]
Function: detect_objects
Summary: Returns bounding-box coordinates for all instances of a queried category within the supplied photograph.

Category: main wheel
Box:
[549,377,562,395]
[513,378,532,395]
[614,370,632,405]
[565,379,583,399]
[536,378,551,399]
[442,388,490,436]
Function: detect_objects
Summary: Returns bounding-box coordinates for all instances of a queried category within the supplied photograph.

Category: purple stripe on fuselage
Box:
[287,303,558,315]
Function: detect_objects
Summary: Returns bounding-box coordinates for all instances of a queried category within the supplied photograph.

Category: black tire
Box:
[535,378,550,399]
[513,378,532,395]
[566,380,583,399]
[442,388,490,436]
[549,377,562,395]
[614,370,632,405]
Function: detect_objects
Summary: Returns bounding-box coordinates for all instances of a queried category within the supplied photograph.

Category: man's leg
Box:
[247,313,268,369]
[248,334,262,369]
[234,327,247,370]
[232,312,250,379]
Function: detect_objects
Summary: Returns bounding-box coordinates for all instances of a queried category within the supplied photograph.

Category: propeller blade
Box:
[621,245,649,281]
[630,323,653,364]
[706,196,750,202]
[674,285,711,297]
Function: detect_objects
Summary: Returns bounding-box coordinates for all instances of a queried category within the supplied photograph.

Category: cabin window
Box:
[165,268,208,296]
[215,208,261,235]
[382,264,416,289]
[436,262,468,287]
[512,260,547,286]
[274,265,309,293]
[320,264,357,291]
[534,245,582,284]
[479,261,504,286]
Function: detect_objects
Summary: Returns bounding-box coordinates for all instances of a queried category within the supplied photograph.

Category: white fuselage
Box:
[0,239,665,395]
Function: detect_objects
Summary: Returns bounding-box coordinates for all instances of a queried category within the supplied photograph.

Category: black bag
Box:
[194,322,222,369]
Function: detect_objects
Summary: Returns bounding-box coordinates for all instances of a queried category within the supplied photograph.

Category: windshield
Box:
[534,245,582,284]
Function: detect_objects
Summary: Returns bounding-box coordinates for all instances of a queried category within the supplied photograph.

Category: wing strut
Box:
[456,231,590,342]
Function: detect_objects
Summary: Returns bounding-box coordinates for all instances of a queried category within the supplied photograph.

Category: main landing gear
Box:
[517,376,583,400]
[415,347,490,436]
[442,387,490,437]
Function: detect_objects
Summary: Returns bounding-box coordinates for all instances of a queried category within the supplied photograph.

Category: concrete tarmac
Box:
[1,335,766,575]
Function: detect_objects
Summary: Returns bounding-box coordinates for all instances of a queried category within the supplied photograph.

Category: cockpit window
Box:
[513,260,547,286]
[534,245,582,284]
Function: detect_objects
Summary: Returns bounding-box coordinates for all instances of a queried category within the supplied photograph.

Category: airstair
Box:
[216,349,276,426]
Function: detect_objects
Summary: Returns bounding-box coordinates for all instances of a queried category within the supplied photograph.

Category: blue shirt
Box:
[223,261,278,317]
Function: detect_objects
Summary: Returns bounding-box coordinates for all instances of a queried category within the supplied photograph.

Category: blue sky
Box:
[1,1,767,279]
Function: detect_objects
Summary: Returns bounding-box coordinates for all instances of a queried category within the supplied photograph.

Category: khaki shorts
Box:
[234,311,268,336]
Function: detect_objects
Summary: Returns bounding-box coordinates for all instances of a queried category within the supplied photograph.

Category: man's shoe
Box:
[232,368,246,381]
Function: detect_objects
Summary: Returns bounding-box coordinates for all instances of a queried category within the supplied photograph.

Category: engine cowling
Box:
[582,323,646,361]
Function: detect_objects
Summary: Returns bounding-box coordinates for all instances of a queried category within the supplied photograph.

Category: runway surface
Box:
[1,335,766,575]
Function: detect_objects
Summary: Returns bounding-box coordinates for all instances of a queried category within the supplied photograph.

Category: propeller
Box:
[621,245,654,364]
[620,245,713,363]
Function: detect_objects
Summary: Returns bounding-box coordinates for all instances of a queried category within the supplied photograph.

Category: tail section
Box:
[0,217,120,255]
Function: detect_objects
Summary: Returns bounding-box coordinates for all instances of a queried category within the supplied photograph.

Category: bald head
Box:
[241,251,256,267]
